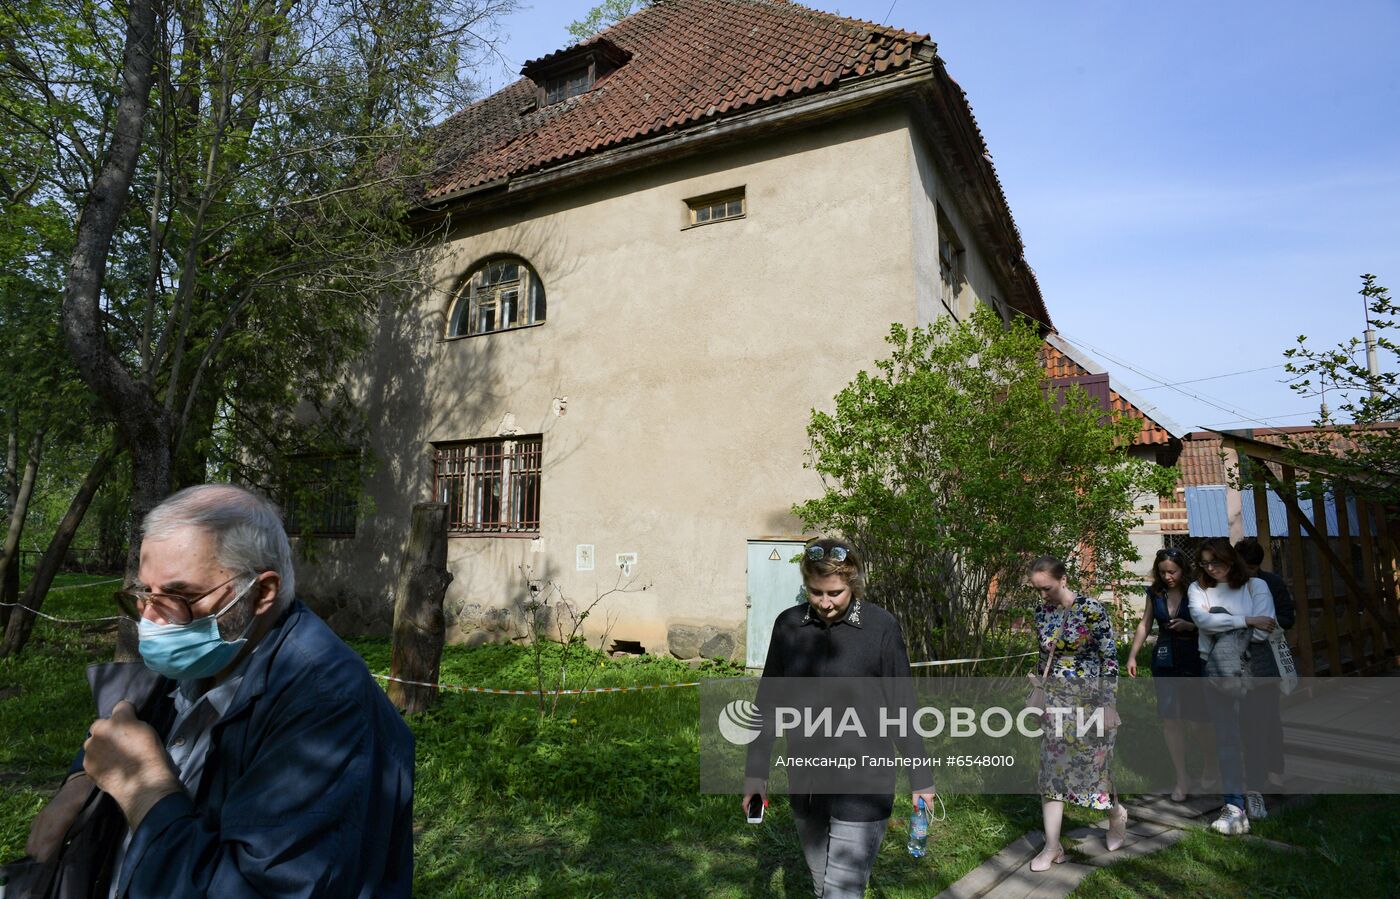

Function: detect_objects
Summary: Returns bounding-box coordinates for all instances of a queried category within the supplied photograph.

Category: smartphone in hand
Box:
[746,795,765,824]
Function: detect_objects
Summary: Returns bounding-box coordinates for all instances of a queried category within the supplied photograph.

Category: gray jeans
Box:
[793,813,890,898]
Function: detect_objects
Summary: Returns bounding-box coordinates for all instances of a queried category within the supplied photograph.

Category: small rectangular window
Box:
[685,188,745,227]
[434,437,543,535]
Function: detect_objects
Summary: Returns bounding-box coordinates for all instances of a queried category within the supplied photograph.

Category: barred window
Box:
[433,437,542,535]
[284,453,359,537]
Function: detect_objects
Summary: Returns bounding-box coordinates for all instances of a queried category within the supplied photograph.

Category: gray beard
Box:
[216,585,257,641]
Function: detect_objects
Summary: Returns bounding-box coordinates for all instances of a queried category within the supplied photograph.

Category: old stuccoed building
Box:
[295,0,1169,663]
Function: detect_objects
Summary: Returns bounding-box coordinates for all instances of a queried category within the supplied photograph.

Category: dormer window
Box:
[544,68,592,105]
[521,37,631,109]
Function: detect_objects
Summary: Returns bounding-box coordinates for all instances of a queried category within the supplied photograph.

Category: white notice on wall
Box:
[616,552,638,577]
[576,544,595,571]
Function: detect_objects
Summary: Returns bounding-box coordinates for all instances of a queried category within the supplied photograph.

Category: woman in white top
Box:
[1187,537,1277,835]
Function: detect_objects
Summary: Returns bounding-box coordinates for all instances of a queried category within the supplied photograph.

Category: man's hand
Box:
[26,772,93,863]
[912,790,938,817]
[82,701,183,830]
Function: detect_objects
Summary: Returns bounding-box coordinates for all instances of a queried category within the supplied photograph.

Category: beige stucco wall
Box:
[300,106,1015,655]
[907,129,1006,325]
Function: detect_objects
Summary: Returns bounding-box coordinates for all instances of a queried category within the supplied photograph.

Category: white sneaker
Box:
[1246,791,1268,819]
[1210,803,1250,835]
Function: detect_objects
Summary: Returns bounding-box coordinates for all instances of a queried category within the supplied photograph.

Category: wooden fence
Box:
[1222,431,1400,675]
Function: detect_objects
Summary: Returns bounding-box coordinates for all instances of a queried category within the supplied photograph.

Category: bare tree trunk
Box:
[0,446,117,657]
[388,502,452,714]
[0,429,44,632]
[59,0,170,603]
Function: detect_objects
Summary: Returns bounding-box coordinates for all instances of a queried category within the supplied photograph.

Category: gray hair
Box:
[143,484,295,609]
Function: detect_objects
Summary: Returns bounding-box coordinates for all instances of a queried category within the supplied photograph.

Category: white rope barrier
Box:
[909,651,1038,668]
[0,578,126,624]
[371,672,703,696]
[370,650,1042,698]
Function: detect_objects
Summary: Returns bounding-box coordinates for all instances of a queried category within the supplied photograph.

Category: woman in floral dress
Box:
[1027,556,1128,871]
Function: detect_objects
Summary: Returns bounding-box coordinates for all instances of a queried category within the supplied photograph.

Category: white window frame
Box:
[447,257,546,338]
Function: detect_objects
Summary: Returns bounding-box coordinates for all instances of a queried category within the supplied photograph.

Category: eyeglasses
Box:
[1200,559,1228,571]
[806,544,850,562]
[114,573,244,624]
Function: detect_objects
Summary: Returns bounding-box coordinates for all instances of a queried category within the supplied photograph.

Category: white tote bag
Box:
[1269,630,1299,695]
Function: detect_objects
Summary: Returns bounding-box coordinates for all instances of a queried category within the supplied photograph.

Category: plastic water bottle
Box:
[907,797,929,858]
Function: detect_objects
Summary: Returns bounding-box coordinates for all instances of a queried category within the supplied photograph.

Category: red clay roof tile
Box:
[423,0,927,202]
[1042,342,1176,447]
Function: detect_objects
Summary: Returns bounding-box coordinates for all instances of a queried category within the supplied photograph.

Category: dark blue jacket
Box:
[113,601,414,897]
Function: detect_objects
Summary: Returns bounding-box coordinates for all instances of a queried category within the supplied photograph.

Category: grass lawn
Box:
[1072,794,1400,898]
[6,577,1395,896]
[1,576,1044,896]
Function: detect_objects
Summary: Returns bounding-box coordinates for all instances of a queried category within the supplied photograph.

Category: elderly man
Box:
[23,484,414,896]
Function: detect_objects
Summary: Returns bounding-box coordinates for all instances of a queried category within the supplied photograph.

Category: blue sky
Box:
[475,0,1400,436]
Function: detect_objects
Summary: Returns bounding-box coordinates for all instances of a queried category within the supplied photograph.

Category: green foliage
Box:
[794,305,1178,667]
[566,0,651,40]
[1280,274,1400,499]
[0,0,518,562]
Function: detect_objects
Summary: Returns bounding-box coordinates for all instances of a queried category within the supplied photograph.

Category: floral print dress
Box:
[1034,595,1119,809]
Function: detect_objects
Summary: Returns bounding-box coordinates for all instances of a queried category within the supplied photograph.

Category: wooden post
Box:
[1281,465,1316,675]
[1355,496,1387,665]
[1334,486,1380,670]
[1251,481,1274,569]
[1305,479,1346,673]
[388,502,452,714]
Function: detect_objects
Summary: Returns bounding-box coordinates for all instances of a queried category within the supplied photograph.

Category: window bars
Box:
[433,437,542,534]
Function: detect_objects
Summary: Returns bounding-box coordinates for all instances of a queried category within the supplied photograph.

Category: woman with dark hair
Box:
[1188,537,1277,835]
[1126,547,1209,800]
[1027,556,1126,871]
[743,538,936,898]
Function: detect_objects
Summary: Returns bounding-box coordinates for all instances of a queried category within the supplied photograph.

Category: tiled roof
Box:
[1178,432,1227,487]
[1179,423,1400,487]
[423,0,927,201]
[1041,341,1176,447]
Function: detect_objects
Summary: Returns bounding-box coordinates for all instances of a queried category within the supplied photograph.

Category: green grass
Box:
[1,578,1040,896]
[7,579,1393,896]
[1071,794,1400,898]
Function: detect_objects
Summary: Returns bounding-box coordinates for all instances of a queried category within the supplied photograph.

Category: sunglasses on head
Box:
[806,544,850,562]
[1156,548,1185,560]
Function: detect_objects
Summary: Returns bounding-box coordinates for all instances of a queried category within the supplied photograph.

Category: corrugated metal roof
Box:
[1184,486,1376,538]
[1184,486,1231,537]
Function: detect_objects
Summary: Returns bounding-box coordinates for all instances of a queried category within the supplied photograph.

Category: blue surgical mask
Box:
[137,578,259,680]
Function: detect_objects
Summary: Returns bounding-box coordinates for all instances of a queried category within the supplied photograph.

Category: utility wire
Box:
[1054,331,1292,430]
[1200,410,1320,428]
[1129,363,1289,391]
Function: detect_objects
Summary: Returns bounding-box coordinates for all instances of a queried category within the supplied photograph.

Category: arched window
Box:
[447,256,546,337]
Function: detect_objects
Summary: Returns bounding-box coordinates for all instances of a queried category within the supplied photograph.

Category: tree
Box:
[794,305,1178,668]
[0,4,109,631]
[0,0,514,654]
[567,0,650,40]
[1281,274,1400,499]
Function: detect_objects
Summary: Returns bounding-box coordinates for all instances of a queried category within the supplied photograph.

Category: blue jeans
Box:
[1206,688,1246,809]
